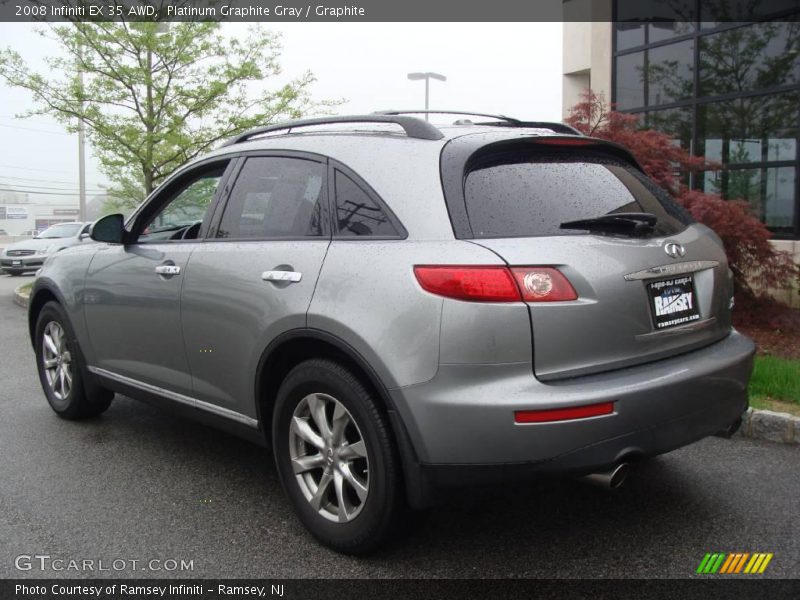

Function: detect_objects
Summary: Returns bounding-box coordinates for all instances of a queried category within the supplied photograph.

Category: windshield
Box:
[37,224,82,239]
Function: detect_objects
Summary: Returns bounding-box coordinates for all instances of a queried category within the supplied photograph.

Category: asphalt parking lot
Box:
[0,273,798,579]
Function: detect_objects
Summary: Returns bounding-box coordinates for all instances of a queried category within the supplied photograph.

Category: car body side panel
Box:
[82,242,198,396]
[439,299,532,365]
[308,239,511,394]
[29,244,99,358]
[180,240,330,418]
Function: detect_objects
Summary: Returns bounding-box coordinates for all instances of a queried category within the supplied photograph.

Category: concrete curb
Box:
[13,284,30,309]
[736,407,799,445]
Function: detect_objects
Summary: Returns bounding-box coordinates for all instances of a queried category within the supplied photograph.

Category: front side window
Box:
[217,157,325,239]
[138,166,226,243]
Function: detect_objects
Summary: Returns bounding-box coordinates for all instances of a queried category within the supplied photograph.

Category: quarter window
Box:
[334,171,399,237]
[217,157,325,239]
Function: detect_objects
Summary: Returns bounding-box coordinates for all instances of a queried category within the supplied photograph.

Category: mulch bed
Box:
[732,294,800,360]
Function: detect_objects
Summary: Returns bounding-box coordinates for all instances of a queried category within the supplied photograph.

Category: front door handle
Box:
[155,264,181,276]
[262,270,302,283]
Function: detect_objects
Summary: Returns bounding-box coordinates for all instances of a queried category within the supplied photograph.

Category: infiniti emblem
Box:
[664,242,686,259]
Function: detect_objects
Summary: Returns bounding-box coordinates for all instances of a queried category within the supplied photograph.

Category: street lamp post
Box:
[407,72,447,120]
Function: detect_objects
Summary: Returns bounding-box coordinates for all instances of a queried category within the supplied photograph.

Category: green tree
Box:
[0,21,338,208]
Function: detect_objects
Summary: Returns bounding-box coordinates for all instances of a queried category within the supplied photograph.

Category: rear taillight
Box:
[414,266,577,303]
[510,267,578,302]
[413,266,520,302]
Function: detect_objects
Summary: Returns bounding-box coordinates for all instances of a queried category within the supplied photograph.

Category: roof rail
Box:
[221,115,444,147]
[375,109,519,122]
[374,110,583,136]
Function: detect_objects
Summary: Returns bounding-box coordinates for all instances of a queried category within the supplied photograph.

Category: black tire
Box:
[272,359,403,554]
[34,301,114,420]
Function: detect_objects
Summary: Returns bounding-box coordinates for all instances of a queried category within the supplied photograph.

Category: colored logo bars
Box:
[696,553,773,574]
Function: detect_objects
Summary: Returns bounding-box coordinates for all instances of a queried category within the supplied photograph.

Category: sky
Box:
[0,22,563,205]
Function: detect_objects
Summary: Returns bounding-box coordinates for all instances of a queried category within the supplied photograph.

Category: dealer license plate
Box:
[647,275,701,330]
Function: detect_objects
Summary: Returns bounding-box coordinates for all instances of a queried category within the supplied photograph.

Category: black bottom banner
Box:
[3,579,800,600]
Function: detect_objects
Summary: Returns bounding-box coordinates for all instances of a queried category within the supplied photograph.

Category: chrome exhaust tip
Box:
[581,462,630,490]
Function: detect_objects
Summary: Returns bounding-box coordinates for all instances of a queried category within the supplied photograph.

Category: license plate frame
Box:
[647,275,701,330]
[11,260,22,266]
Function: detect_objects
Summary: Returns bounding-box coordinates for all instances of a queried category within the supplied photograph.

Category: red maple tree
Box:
[566,90,799,300]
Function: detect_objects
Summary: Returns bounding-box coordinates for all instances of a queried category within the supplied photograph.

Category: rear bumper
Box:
[390,330,755,480]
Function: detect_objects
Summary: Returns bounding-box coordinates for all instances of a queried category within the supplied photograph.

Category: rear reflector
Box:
[514,401,614,423]
[414,265,578,303]
[413,266,520,302]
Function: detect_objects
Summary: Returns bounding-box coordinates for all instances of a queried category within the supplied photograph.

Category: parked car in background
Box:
[20,229,40,238]
[1,222,92,275]
[0,229,8,236]
[28,112,754,553]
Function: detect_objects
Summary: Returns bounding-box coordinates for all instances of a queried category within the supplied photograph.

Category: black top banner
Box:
[0,0,799,22]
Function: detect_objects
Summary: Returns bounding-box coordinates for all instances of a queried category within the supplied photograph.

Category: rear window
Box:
[463,151,692,238]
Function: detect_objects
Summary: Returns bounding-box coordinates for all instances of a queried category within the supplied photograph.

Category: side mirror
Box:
[79,233,90,241]
[90,214,126,244]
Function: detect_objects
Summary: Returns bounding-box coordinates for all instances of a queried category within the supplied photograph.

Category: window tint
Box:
[334,171,399,237]
[463,151,692,239]
[217,157,325,239]
[140,167,225,243]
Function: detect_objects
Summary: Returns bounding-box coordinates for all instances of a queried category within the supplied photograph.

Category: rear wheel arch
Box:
[255,330,396,438]
[254,330,434,508]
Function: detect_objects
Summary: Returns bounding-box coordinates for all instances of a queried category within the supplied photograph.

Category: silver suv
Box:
[28,112,754,553]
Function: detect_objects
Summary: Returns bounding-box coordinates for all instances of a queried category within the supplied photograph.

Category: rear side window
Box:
[334,170,400,238]
[463,151,692,238]
[217,157,325,239]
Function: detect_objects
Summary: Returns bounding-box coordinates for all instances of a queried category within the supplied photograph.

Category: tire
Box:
[34,301,114,420]
[272,359,403,554]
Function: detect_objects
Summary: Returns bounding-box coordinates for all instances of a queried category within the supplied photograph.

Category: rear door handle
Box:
[262,270,302,283]
[155,265,181,276]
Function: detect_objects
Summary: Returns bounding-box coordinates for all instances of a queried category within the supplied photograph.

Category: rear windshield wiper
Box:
[559,212,658,234]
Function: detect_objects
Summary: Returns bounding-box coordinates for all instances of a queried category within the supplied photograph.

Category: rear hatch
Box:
[441,134,734,380]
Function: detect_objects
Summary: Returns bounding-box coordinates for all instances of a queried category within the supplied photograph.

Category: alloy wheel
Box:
[289,393,369,523]
[42,321,72,401]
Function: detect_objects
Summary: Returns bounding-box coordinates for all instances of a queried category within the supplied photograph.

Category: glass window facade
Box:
[613,1,800,239]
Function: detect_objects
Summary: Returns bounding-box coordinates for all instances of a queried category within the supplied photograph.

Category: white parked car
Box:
[1,222,93,275]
